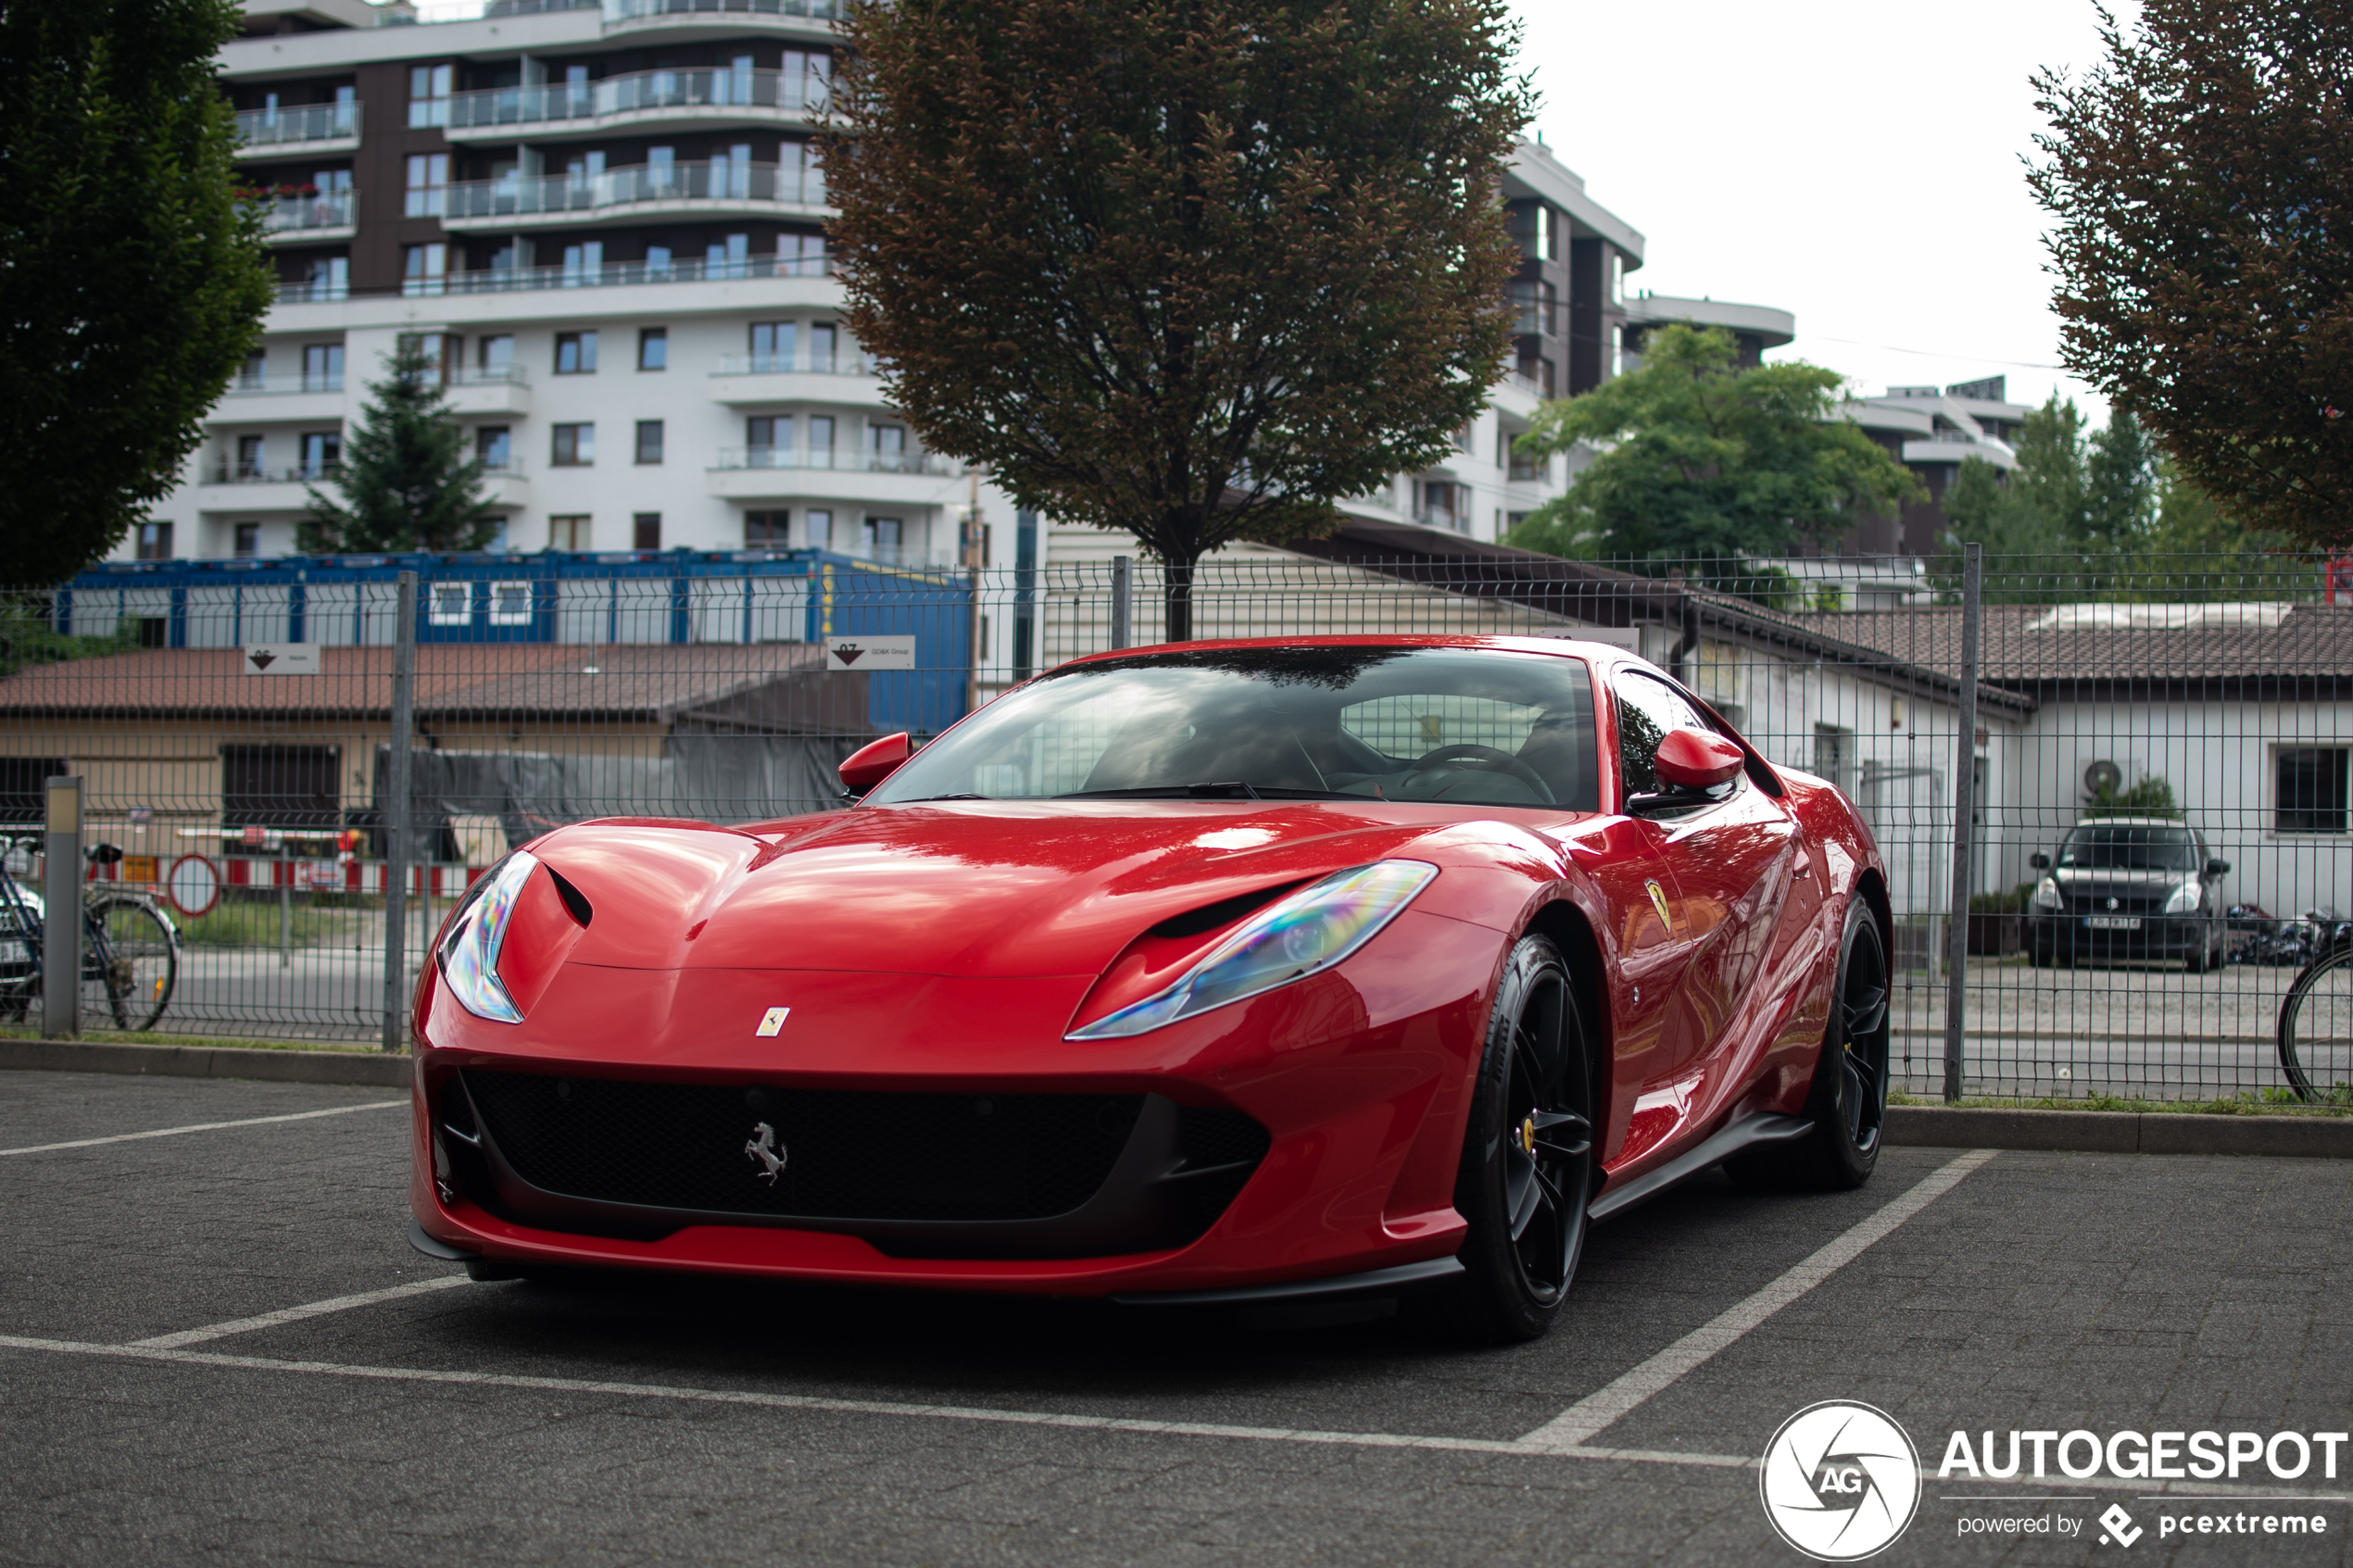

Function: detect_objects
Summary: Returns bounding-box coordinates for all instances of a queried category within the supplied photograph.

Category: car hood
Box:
[534,801,1478,977]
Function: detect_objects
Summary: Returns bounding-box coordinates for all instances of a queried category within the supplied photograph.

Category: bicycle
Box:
[2275,909,2353,1103]
[0,834,180,1032]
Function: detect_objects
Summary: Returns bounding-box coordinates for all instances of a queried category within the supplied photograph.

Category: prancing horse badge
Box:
[1646,879,1673,931]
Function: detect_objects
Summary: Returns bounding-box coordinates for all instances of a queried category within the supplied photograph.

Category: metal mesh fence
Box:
[2,545,2346,1100]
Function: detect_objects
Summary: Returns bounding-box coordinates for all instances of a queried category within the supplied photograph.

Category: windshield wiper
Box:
[897,793,989,803]
[1058,782,1264,800]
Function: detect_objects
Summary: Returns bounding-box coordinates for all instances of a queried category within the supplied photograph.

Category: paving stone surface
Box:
[1,1070,2348,1565]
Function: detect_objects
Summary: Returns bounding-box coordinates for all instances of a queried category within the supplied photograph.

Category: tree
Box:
[302,338,500,555]
[824,0,1530,638]
[1504,324,1922,568]
[1938,399,2157,598]
[2031,0,2353,550]
[0,0,274,584]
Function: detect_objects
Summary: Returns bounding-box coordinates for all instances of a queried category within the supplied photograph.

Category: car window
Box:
[1615,672,1717,797]
[869,646,1601,811]
[2057,824,2198,872]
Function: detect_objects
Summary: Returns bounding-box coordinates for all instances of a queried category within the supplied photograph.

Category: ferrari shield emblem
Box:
[756,1006,790,1036]
[1646,880,1672,931]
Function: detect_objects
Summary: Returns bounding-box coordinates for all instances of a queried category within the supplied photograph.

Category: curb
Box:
[1886,1104,2353,1159]
[0,1037,409,1088]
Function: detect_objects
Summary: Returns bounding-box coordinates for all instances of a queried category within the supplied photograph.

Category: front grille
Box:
[463,1070,1145,1223]
[2063,883,2169,916]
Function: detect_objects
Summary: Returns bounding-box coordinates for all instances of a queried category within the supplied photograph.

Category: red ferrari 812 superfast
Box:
[410,636,1893,1342]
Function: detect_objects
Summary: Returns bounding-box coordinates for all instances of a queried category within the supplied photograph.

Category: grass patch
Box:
[0,1023,385,1055]
[1890,1089,2353,1117]
[172,898,358,948]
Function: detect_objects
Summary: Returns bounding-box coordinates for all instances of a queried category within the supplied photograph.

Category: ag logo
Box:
[1645,879,1673,930]
[1758,1400,1920,1561]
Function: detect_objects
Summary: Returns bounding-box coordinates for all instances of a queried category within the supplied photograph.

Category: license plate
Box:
[2086,915,2141,931]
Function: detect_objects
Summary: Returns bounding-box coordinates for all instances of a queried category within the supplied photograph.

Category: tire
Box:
[1727,897,1889,1191]
[83,897,178,1031]
[2278,948,2353,1104]
[1417,935,1596,1345]
[2185,939,2209,975]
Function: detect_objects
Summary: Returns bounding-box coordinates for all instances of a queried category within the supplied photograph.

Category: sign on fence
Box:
[241,642,320,676]
[824,633,917,671]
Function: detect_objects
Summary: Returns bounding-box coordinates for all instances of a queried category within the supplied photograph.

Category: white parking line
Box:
[0,1099,405,1158]
[1518,1147,2001,1452]
[130,1277,468,1349]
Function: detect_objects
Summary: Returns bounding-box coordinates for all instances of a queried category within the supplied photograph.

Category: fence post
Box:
[1943,542,1982,1102]
[382,571,417,1055]
[1111,556,1133,650]
[42,775,82,1038]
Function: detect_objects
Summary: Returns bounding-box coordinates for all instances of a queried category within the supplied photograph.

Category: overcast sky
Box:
[1504,0,2125,420]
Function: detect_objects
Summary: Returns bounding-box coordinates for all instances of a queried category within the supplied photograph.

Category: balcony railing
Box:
[224,373,346,395]
[445,161,821,220]
[235,102,360,145]
[447,365,530,386]
[258,191,356,232]
[448,68,825,131]
[208,462,342,484]
[397,0,842,24]
[277,279,350,304]
[712,448,955,475]
[393,252,828,297]
[1412,508,1471,533]
[714,350,877,377]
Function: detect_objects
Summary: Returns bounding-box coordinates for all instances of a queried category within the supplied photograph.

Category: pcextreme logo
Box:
[1760,1401,1923,1561]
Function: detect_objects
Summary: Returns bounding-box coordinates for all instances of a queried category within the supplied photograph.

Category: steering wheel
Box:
[1405,745,1556,805]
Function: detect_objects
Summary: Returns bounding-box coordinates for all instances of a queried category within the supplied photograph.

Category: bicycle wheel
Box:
[2278,947,2353,1103]
[83,896,178,1032]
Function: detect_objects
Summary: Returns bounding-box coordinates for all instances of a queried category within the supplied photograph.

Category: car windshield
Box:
[868,646,1601,811]
[2057,824,2198,872]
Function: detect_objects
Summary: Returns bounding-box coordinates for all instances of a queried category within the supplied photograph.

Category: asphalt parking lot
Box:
[3,1070,2349,1566]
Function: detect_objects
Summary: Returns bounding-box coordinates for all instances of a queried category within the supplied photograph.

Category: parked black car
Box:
[2026,818,2230,973]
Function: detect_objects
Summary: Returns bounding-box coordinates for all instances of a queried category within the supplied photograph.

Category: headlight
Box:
[436,850,539,1023]
[2032,877,2062,911]
[2165,880,2202,914]
[1067,859,1439,1040]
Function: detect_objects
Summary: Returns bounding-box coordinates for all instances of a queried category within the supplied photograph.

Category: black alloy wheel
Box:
[1730,897,1889,1191]
[1420,935,1596,1344]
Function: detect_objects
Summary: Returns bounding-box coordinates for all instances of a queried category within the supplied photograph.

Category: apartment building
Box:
[126,0,1763,629]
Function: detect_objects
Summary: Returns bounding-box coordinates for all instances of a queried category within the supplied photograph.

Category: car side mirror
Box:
[85,842,122,865]
[2029,852,2051,871]
[2208,858,2231,877]
[1654,728,1745,791]
[837,732,912,797]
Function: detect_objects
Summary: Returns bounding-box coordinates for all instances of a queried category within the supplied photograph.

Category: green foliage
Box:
[0,0,274,584]
[824,0,1532,637]
[2083,775,2182,818]
[0,596,136,678]
[1969,882,2039,915]
[1505,325,1923,567]
[301,338,499,554]
[2032,0,2353,549]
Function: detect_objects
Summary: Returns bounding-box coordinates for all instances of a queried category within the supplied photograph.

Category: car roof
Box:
[1054,633,1628,671]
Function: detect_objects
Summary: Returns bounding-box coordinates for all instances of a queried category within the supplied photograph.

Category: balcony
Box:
[207,462,340,485]
[709,349,881,404]
[445,365,532,416]
[275,279,350,305]
[441,161,822,231]
[707,446,957,502]
[234,102,360,154]
[258,190,357,244]
[713,447,952,475]
[211,375,346,424]
[473,459,531,508]
[446,69,824,142]
[413,254,831,300]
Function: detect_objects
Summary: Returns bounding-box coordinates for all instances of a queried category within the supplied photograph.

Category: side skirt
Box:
[1586,1113,1814,1223]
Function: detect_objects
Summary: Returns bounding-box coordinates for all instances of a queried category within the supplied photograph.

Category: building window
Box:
[745,510,789,547]
[869,423,905,470]
[237,349,266,392]
[135,521,173,561]
[428,581,472,626]
[302,255,349,302]
[234,433,266,479]
[2278,747,2350,834]
[399,332,458,381]
[551,423,594,466]
[808,414,835,466]
[298,432,340,478]
[560,240,603,286]
[1507,202,1551,263]
[476,426,511,470]
[547,515,589,551]
[749,320,794,371]
[804,508,832,548]
[637,327,667,370]
[221,745,342,831]
[1453,420,1475,454]
[408,63,452,128]
[1516,356,1554,396]
[302,343,344,392]
[478,334,514,372]
[635,420,664,464]
[779,232,826,276]
[633,512,661,550]
[810,321,837,370]
[403,153,449,218]
[231,521,261,558]
[402,243,447,297]
[554,331,598,374]
[488,581,533,626]
[862,516,902,561]
[746,415,789,459]
[1509,279,1555,338]
[1611,323,1624,378]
